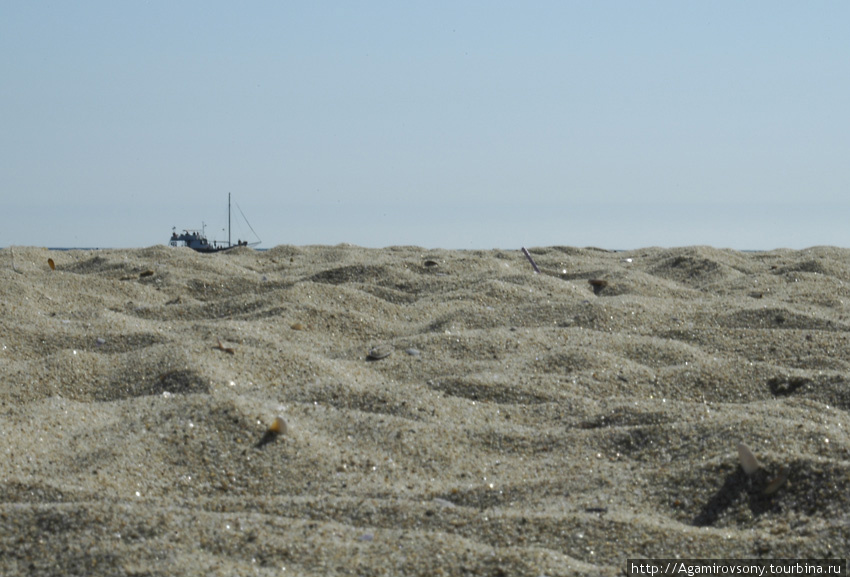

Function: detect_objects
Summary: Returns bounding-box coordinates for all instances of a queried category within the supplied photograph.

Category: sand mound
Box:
[1,244,848,575]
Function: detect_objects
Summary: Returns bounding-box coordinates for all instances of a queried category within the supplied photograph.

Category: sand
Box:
[1,244,848,576]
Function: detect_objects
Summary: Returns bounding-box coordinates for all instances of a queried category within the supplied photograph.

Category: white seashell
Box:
[255,416,287,448]
[737,442,761,475]
[269,416,287,435]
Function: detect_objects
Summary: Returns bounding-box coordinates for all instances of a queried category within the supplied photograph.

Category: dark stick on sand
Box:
[521,247,541,274]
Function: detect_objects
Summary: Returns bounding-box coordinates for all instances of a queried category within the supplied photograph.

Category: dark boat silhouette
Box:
[169,194,260,253]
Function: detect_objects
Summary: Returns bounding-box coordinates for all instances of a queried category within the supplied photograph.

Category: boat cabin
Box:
[170,230,246,253]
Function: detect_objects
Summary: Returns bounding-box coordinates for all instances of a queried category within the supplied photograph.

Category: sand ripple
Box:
[1,244,848,575]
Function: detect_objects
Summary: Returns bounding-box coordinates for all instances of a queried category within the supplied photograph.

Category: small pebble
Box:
[405,348,421,356]
[367,344,393,360]
[589,279,608,295]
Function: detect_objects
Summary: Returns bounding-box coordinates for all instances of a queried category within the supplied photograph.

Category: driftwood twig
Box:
[215,340,235,354]
[521,247,541,274]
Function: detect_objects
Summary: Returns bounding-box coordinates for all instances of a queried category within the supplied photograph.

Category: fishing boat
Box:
[169,194,261,253]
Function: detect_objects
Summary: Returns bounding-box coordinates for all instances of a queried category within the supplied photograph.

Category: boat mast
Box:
[228,193,231,247]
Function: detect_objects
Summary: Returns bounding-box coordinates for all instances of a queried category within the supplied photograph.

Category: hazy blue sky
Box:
[2,2,848,250]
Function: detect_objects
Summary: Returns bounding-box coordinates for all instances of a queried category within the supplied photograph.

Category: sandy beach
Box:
[1,244,848,576]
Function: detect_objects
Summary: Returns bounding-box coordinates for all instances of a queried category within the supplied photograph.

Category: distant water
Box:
[45,247,271,252]
[47,247,107,251]
[261,202,850,251]
[8,202,849,251]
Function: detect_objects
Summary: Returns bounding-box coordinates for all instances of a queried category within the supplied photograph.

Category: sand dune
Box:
[1,244,848,575]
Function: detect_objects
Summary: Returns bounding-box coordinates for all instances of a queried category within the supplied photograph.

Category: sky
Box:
[2,2,848,250]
